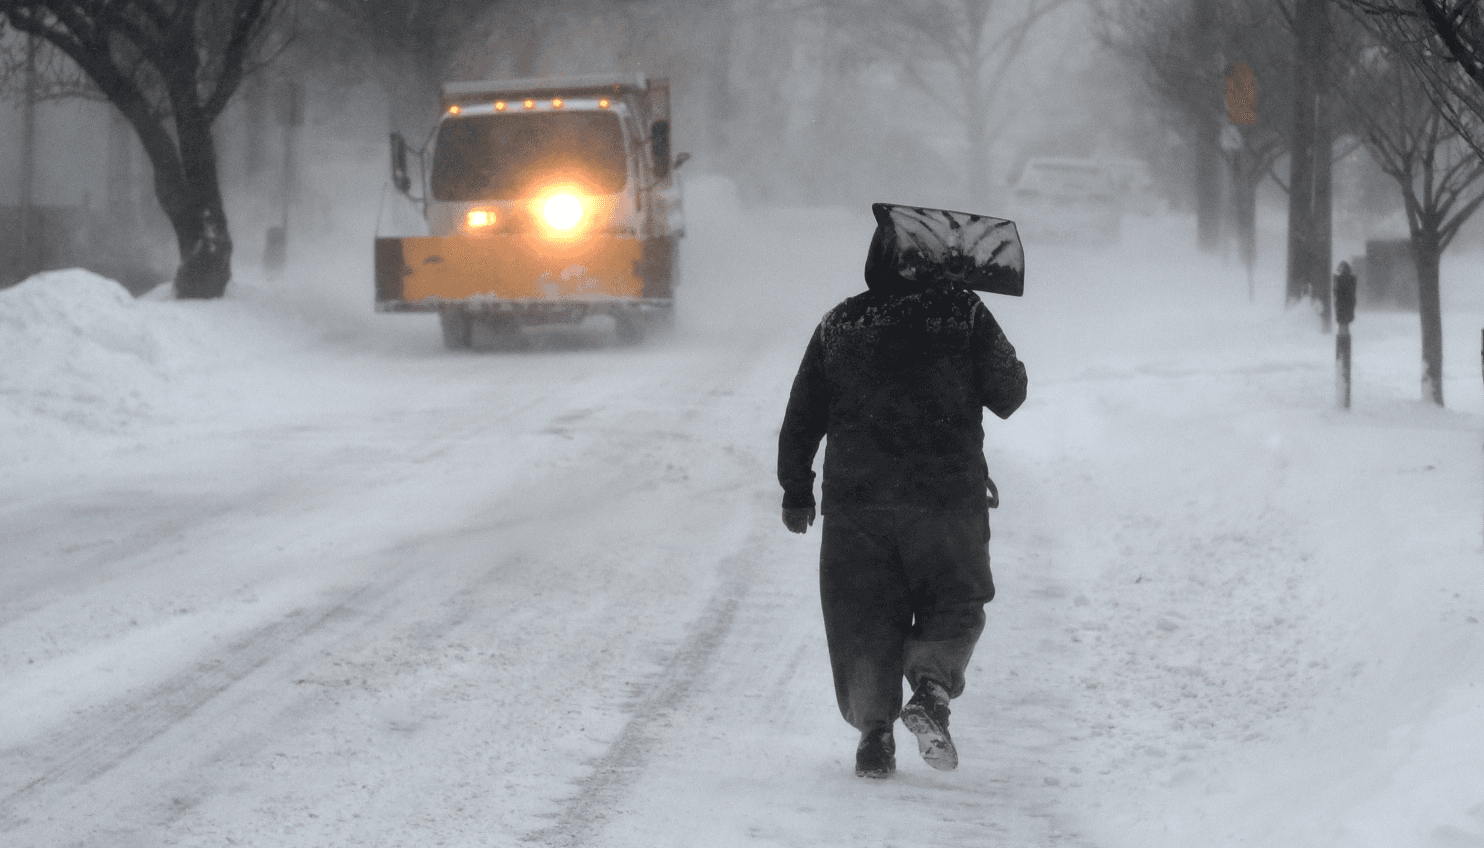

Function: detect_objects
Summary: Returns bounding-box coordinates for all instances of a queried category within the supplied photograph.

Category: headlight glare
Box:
[542,193,584,231]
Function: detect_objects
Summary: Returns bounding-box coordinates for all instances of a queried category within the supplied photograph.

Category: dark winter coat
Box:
[777,245,1027,513]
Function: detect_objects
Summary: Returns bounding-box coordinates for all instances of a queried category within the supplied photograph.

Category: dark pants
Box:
[819,507,994,732]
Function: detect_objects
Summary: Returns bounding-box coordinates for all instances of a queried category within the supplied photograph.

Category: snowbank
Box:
[0,270,192,437]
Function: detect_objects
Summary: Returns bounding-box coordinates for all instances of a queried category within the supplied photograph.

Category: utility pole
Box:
[263,80,302,275]
[243,76,268,179]
[19,34,39,279]
[107,110,135,232]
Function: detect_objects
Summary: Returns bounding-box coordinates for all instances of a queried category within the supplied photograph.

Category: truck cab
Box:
[376,74,687,347]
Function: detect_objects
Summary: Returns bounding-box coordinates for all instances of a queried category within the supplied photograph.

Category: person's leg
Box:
[819,508,913,733]
[894,509,993,771]
[898,509,994,698]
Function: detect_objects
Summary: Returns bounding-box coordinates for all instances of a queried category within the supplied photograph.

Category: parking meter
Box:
[1334,262,1357,409]
[1334,262,1357,327]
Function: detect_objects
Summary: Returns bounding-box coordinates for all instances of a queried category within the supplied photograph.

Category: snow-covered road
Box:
[3,189,1483,846]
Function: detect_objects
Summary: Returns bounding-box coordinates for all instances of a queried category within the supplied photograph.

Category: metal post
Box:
[1336,325,1352,408]
[1334,262,1357,409]
[264,80,301,275]
[280,82,298,233]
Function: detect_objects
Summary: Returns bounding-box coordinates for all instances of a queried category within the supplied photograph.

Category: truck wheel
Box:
[440,307,472,349]
[646,306,676,338]
[471,314,529,351]
[613,312,645,345]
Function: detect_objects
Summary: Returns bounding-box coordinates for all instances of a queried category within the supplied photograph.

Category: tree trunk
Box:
[107,109,136,226]
[1196,117,1223,252]
[1287,0,1328,306]
[169,108,234,299]
[1313,83,1333,332]
[1232,153,1259,297]
[707,3,736,159]
[1194,0,1221,252]
[1414,228,1445,405]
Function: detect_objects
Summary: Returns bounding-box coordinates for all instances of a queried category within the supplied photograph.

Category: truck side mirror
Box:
[390,132,412,194]
[651,120,672,178]
[673,152,691,172]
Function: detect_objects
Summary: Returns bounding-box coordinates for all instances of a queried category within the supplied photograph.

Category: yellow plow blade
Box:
[376,235,644,304]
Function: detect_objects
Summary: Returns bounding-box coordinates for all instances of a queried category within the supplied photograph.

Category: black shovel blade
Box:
[872,203,1024,297]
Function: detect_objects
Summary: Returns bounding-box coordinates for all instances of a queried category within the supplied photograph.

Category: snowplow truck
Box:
[376,74,687,347]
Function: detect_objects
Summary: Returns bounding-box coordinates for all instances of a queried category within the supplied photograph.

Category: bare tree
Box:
[1341,1,1484,154]
[1334,34,1484,405]
[1282,0,1334,320]
[839,0,1074,205]
[300,0,668,141]
[1103,0,1293,264]
[0,1,289,299]
[296,0,512,140]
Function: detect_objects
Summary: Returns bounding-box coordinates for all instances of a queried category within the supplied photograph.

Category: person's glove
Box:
[782,506,816,534]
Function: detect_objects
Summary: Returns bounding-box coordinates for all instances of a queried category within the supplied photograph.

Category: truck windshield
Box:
[430,111,628,201]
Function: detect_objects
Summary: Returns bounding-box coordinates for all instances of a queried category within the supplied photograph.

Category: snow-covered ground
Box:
[2,180,1482,847]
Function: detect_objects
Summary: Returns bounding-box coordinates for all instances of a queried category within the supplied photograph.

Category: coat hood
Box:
[863,222,926,295]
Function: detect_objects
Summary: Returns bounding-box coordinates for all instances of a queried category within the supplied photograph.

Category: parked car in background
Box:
[1009,157,1120,245]
[1099,158,1164,216]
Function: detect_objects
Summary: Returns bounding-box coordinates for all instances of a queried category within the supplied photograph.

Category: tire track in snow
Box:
[102,548,535,843]
[523,531,765,848]
[0,603,353,830]
[0,355,605,633]
[0,524,515,833]
[0,495,260,631]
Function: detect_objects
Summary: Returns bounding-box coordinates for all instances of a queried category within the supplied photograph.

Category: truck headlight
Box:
[542,193,584,231]
[465,208,497,230]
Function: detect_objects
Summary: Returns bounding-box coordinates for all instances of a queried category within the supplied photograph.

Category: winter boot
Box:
[900,679,957,770]
[854,726,896,778]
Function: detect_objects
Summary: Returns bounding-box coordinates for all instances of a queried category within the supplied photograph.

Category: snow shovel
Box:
[871,202,1024,297]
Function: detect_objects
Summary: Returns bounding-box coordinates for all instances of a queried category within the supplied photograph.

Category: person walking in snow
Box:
[777,203,1027,779]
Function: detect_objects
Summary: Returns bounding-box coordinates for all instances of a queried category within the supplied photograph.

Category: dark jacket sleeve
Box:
[778,324,829,508]
[973,304,1027,419]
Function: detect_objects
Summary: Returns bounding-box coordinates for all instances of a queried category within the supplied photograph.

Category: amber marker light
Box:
[465,208,497,230]
[598,98,610,108]
[541,193,584,232]
[524,99,535,109]
[552,98,564,108]
[495,101,507,111]
[448,104,461,115]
